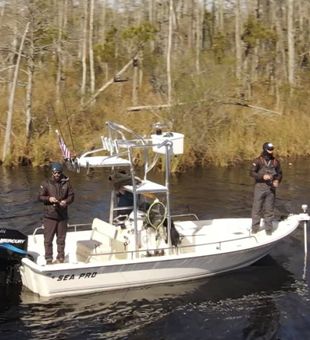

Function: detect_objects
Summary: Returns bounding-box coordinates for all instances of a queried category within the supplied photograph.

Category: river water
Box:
[0,160,310,339]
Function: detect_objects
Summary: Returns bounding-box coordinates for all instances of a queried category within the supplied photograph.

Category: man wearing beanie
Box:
[38,162,74,264]
[250,142,282,235]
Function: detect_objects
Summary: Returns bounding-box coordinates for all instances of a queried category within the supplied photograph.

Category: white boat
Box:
[11,121,310,297]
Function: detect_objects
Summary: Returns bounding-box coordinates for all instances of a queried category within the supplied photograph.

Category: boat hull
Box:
[20,214,303,297]
[19,238,280,297]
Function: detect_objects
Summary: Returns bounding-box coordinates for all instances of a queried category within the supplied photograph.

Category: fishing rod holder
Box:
[299,204,309,279]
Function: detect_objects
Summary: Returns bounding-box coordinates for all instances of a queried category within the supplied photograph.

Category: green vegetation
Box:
[1,1,309,171]
[3,54,309,170]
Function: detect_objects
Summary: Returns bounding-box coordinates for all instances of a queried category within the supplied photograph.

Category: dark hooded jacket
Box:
[249,151,282,186]
[38,175,74,220]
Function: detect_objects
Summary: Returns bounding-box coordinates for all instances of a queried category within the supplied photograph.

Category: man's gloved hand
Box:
[59,200,67,207]
[49,196,58,203]
[272,180,279,187]
[263,174,272,180]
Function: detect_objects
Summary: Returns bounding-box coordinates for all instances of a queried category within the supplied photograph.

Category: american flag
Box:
[55,130,71,160]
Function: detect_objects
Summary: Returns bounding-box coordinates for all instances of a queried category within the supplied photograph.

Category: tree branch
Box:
[224,101,282,115]
[81,55,137,109]
[127,100,282,116]
[127,104,171,112]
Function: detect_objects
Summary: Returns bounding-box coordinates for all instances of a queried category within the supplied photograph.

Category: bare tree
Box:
[149,0,155,51]
[2,22,30,161]
[235,0,242,81]
[89,0,95,96]
[80,0,88,105]
[270,0,286,108]
[25,27,34,142]
[132,57,139,106]
[99,0,106,42]
[167,0,173,106]
[56,0,65,108]
[287,0,295,86]
[195,0,201,73]
[216,0,224,32]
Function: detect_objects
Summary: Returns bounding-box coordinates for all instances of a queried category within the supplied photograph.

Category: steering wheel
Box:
[146,199,167,230]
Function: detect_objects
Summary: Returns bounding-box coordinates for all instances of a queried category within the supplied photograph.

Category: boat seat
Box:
[124,180,168,193]
[78,156,131,168]
[91,218,118,238]
[76,218,127,262]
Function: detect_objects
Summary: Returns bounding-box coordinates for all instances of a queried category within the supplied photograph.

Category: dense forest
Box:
[0,0,309,170]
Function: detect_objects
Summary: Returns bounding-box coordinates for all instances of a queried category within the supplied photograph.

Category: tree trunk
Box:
[25,34,34,143]
[80,0,88,106]
[187,0,194,49]
[167,0,173,106]
[1,3,5,16]
[132,57,139,106]
[56,0,64,108]
[89,0,95,97]
[287,0,295,86]
[99,0,107,82]
[148,0,155,51]
[195,0,201,73]
[2,22,30,161]
[235,0,242,81]
[270,0,286,110]
[100,0,106,42]
[139,51,143,87]
[216,0,224,32]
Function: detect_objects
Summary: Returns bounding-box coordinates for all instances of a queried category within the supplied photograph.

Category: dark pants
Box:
[43,218,67,260]
[117,191,134,216]
[251,184,275,230]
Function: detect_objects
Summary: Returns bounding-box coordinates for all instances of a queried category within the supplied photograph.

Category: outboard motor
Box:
[0,228,28,284]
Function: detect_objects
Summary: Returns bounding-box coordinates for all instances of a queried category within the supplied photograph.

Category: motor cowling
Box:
[0,228,28,284]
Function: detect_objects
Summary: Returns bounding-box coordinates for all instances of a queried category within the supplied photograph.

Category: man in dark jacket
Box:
[250,142,282,235]
[38,162,74,264]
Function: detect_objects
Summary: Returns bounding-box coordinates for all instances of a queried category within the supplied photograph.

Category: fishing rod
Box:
[48,101,65,142]
[61,94,76,155]
[49,101,75,158]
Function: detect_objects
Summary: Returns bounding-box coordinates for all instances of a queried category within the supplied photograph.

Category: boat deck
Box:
[25,216,298,267]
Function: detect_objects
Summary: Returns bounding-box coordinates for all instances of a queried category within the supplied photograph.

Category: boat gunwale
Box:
[22,217,300,274]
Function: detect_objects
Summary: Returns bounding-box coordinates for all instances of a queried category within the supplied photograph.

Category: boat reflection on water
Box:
[0,256,301,339]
